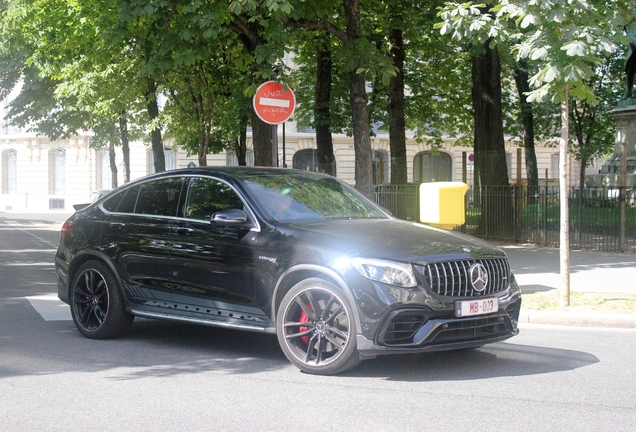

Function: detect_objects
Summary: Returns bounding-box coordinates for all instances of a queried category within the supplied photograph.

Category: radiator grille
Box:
[420,258,510,297]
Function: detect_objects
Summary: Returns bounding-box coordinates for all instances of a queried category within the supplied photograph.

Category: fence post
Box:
[461,152,467,233]
[578,185,583,248]
[516,148,522,242]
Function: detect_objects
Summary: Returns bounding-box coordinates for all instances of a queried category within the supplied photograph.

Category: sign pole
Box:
[272,124,278,167]
[282,122,286,168]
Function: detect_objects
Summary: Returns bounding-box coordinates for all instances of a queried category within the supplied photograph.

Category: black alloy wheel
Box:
[277,278,360,375]
[70,260,133,339]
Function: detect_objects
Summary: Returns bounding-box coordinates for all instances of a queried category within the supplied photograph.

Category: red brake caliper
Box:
[298,304,312,344]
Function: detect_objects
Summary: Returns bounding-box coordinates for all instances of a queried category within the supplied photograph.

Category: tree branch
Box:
[280,17,348,44]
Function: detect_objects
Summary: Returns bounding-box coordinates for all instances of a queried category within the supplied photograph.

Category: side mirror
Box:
[211,209,248,225]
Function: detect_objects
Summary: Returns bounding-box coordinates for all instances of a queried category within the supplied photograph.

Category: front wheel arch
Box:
[276,278,361,374]
[272,265,362,332]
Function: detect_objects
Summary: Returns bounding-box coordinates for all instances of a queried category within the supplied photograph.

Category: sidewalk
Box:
[499,244,636,329]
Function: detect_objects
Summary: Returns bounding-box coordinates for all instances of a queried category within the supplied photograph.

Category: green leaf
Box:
[519,13,539,29]
[543,66,559,83]
[530,47,548,60]
[562,41,589,57]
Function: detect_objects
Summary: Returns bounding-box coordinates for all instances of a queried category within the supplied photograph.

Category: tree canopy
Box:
[0,0,634,199]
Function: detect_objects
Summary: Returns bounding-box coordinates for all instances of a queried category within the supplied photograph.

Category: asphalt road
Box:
[1,212,635,431]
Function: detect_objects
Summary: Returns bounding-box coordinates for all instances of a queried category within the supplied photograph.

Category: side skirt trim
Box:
[130,309,276,334]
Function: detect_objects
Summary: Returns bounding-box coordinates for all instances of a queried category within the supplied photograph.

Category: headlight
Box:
[350,258,417,288]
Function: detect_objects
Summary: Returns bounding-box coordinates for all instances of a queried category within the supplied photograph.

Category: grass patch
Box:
[521,291,636,314]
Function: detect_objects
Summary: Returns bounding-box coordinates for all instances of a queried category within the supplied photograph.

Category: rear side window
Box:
[116,185,140,214]
[134,177,184,217]
[184,177,244,221]
[101,185,140,213]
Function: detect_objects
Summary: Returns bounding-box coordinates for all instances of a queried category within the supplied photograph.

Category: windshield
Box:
[241,172,388,222]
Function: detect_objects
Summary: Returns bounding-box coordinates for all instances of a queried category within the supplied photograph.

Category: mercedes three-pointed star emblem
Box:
[469,263,488,292]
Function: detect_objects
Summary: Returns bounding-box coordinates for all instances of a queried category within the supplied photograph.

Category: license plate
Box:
[455,297,498,317]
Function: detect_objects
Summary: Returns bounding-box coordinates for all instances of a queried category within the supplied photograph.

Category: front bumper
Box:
[355,295,522,358]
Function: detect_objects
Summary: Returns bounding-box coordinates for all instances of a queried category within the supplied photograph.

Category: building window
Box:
[293,149,318,171]
[148,149,178,174]
[227,150,254,166]
[2,149,17,194]
[506,152,513,179]
[551,153,560,179]
[49,148,66,195]
[373,150,389,185]
[99,150,112,189]
[413,151,452,183]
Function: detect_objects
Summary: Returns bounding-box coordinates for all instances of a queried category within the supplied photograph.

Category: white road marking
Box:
[0,220,61,228]
[26,293,72,321]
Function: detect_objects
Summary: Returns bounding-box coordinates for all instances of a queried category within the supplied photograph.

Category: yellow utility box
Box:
[419,182,468,229]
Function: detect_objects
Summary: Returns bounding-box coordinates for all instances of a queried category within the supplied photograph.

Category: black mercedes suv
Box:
[55,167,521,374]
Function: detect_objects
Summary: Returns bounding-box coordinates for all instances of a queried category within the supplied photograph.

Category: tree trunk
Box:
[108,141,118,189]
[388,26,407,185]
[146,77,165,172]
[344,0,374,198]
[251,107,273,166]
[230,21,273,167]
[197,128,208,167]
[579,154,588,188]
[315,36,336,176]
[513,59,539,201]
[118,110,131,183]
[472,42,512,237]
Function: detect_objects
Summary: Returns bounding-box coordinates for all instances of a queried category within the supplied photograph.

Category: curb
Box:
[519,309,636,329]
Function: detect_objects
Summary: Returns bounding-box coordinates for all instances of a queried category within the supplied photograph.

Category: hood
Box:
[280,218,505,263]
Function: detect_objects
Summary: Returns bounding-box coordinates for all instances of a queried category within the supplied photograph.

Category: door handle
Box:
[174,227,194,235]
[109,222,125,230]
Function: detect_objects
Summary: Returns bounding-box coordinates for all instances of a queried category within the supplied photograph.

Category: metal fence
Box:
[375,184,420,222]
[374,184,636,253]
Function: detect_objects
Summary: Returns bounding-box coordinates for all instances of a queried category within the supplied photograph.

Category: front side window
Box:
[134,177,183,217]
[184,177,244,221]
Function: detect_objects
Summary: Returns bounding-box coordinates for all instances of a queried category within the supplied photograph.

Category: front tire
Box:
[70,260,133,339]
[277,278,361,375]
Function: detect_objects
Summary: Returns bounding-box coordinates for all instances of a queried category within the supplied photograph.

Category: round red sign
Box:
[253,81,296,125]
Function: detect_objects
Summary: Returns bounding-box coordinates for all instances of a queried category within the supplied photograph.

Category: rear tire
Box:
[277,278,361,375]
[70,260,133,339]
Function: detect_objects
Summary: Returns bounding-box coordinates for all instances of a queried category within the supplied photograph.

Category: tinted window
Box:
[117,185,141,213]
[185,177,244,221]
[101,185,140,213]
[134,178,183,217]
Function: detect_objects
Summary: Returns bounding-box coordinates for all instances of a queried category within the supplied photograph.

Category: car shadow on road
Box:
[344,342,599,381]
[0,318,289,379]
[106,319,289,379]
[0,315,600,381]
